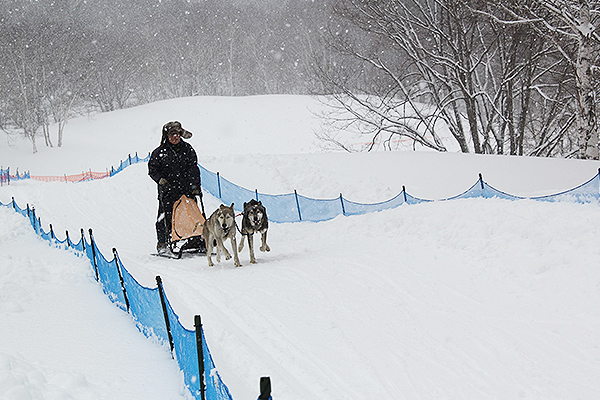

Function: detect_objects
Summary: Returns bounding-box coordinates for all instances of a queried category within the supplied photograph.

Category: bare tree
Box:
[40,23,88,147]
[483,0,600,159]
[1,14,91,150]
[482,0,571,156]
[317,0,501,153]
[1,22,48,153]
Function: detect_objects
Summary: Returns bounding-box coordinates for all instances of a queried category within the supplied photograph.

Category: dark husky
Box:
[238,199,270,264]
[203,203,241,267]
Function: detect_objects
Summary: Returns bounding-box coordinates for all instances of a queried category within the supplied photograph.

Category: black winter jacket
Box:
[148,140,201,203]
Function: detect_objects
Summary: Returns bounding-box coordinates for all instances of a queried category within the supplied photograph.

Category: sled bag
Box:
[171,195,205,242]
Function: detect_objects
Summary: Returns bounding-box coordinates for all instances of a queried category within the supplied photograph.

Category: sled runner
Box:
[166,194,207,258]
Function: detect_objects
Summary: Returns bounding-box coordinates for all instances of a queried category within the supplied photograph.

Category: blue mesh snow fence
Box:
[109,152,150,176]
[0,167,9,185]
[200,167,600,222]
[1,167,30,184]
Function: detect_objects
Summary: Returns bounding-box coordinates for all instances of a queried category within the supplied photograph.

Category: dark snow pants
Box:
[155,189,179,246]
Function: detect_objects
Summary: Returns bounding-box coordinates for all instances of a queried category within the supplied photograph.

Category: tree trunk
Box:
[506,79,516,155]
[57,123,64,147]
[27,129,38,154]
[576,0,599,159]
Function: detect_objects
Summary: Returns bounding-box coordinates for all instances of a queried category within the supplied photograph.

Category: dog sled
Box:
[163,194,207,259]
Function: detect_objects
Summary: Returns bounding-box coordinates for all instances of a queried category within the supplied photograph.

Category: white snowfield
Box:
[1,95,600,400]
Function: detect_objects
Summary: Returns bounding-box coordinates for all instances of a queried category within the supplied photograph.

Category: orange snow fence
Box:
[30,171,111,183]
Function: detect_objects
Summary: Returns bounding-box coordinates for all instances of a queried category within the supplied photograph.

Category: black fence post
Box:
[113,248,130,312]
[217,172,222,199]
[80,228,86,250]
[339,193,346,216]
[479,173,484,190]
[66,230,71,247]
[31,207,36,232]
[259,376,272,400]
[156,276,175,356]
[402,185,408,203]
[194,315,206,400]
[49,224,54,240]
[294,190,302,221]
[255,188,259,201]
[88,228,100,281]
[12,197,15,210]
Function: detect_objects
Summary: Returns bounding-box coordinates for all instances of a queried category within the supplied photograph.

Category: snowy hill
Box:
[1,95,600,399]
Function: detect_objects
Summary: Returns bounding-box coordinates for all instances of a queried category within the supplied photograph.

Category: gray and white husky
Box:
[238,199,270,264]
[203,203,241,267]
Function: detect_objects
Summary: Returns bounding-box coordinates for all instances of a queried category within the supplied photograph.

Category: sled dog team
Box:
[203,199,270,267]
[149,121,270,267]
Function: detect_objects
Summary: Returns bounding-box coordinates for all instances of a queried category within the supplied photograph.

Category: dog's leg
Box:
[220,236,232,260]
[216,236,231,261]
[248,233,256,263]
[238,234,245,252]
[260,231,271,252]
[205,234,215,267]
[230,235,242,267]
[215,236,221,262]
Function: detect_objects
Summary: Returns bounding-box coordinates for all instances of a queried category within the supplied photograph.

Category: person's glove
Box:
[190,184,201,197]
[158,178,168,186]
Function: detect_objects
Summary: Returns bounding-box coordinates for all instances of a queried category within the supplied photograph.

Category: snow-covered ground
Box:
[1,95,600,399]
